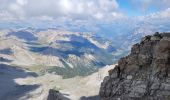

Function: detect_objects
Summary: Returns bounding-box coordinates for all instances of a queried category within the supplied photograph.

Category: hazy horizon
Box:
[0,0,170,36]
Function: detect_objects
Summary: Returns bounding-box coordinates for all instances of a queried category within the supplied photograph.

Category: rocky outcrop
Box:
[47,89,70,100]
[99,33,170,100]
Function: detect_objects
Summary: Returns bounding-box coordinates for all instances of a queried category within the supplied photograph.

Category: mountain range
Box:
[0,29,120,78]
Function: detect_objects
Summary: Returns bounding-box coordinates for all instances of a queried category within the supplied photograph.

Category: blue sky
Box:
[117,0,158,16]
[117,0,136,16]
[118,0,170,17]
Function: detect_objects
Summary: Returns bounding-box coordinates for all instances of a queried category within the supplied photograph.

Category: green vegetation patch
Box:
[47,66,98,79]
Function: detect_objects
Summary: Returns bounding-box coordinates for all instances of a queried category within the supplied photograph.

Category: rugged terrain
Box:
[100,32,170,100]
[0,29,119,100]
[0,63,115,100]
[0,29,119,78]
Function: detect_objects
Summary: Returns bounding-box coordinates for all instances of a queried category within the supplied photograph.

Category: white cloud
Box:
[0,0,169,32]
[0,0,122,21]
[139,8,170,20]
[16,0,28,6]
[0,10,17,21]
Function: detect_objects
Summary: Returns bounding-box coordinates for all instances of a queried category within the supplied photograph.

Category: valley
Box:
[0,0,170,100]
[0,29,118,99]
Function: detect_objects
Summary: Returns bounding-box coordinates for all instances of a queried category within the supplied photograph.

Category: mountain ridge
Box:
[0,29,119,78]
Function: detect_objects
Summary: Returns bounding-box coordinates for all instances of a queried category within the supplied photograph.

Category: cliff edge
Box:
[99,32,170,100]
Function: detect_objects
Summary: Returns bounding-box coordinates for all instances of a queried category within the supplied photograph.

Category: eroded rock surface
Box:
[100,33,170,100]
[47,89,70,100]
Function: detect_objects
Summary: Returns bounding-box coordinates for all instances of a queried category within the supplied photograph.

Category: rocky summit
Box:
[99,32,170,100]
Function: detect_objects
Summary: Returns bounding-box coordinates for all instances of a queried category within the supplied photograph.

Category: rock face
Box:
[99,33,170,100]
[47,89,69,100]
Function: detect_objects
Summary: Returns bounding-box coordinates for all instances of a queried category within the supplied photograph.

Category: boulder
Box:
[47,89,69,100]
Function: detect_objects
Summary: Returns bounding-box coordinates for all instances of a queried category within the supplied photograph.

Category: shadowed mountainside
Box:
[7,30,38,41]
[0,29,119,78]
[0,64,39,100]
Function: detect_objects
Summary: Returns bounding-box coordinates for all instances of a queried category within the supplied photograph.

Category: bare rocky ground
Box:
[100,33,170,100]
[0,63,115,100]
